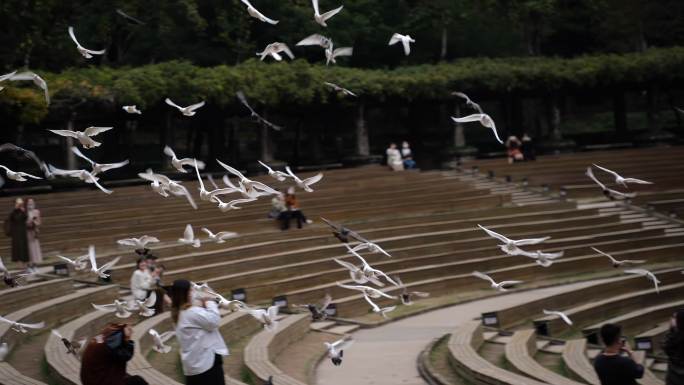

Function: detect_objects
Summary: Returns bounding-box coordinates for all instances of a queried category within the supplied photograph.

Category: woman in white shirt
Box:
[386,143,404,171]
[170,279,227,385]
[130,258,155,301]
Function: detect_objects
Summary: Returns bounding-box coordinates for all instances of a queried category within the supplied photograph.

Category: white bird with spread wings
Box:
[389,33,415,56]
[543,309,573,326]
[478,224,550,255]
[312,0,343,27]
[49,127,112,149]
[178,224,201,248]
[452,114,503,144]
[149,329,175,354]
[285,166,323,192]
[591,247,645,268]
[68,26,106,59]
[71,146,129,176]
[472,271,523,292]
[240,0,279,24]
[592,164,653,188]
[0,164,42,182]
[165,98,205,117]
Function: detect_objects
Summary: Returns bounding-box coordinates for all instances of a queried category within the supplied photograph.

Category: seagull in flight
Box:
[88,246,121,279]
[202,228,238,243]
[57,253,90,271]
[478,224,550,255]
[389,33,415,56]
[116,9,146,25]
[452,114,503,144]
[344,245,398,286]
[285,166,323,192]
[127,291,157,317]
[122,105,142,114]
[165,98,205,117]
[68,26,106,59]
[519,249,564,267]
[213,196,257,212]
[336,282,397,300]
[257,42,294,61]
[0,164,42,182]
[452,92,483,113]
[71,146,129,176]
[240,0,279,24]
[92,299,132,318]
[592,164,653,188]
[164,145,205,173]
[178,224,201,248]
[48,165,112,194]
[9,71,49,104]
[257,160,290,182]
[312,0,343,27]
[586,167,636,201]
[325,46,353,66]
[0,70,16,92]
[0,257,31,288]
[394,276,429,305]
[51,329,86,355]
[194,161,236,202]
[325,82,357,97]
[625,269,660,293]
[321,217,365,244]
[117,235,160,250]
[242,304,280,331]
[590,247,645,268]
[0,315,45,333]
[149,329,175,354]
[217,159,279,198]
[472,271,523,292]
[543,309,573,326]
[236,91,282,131]
[325,337,353,366]
[49,127,112,149]
[295,293,333,321]
[362,293,396,319]
[297,34,333,50]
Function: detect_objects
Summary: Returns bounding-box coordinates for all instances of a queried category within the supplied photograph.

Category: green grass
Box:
[240,366,256,385]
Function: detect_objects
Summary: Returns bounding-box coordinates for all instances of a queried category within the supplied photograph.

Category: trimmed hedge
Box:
[2,46,684,124]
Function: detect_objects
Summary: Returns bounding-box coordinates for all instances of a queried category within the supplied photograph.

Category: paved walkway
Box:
[315,279,608,385]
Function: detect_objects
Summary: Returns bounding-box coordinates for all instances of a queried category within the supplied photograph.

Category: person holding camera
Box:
[80,323,148,385]
[593,323,644,385]
[664,310,684,385]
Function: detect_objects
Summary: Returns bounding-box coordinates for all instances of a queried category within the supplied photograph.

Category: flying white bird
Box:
[325,337,353,366]
[519,249,564,267]
[68,26,106,59]
[478,224,550,255]
[116,9,146,25]
[88,246,121,279]
[452,114,503,144]
[178,224,201,248]
[163,146,205,173]
[362,293,396,319]
[472,271,523,292]
[127,291,157,317]
[591,247,645,268]
[9,71,49,104]
[194,162,237,203]
[192,284,247,312]
[344,245,398,286]
[217,159,279,198]
[122,105,142,114]
[71,146,129,176]
[149,329,175,354]
[0,164,42,182]
[240,0,279,24]
[389,33,415,56]
[47,165,112,194]
[325,46,353,66]
[236,91,283,131]
[48,127,113,149]
[165,98,205,117]
[324,82,357,97]
[296,34,333,50]
[0,70,16,93]
[213,196,257,212]
[592,164,653,188]
[51,329,86,355]
[296,293,333,321]
[138,170,198,209]
[242,305,280,331]
[57,253,90,271]
[92,299,132,318]
[285,166,323,192]
[312,0,343,27]
[452,92,483,114]
[257,42,294,61]
[257,160,290,182]
[625,269,660,293]
[586,167,637,201]
[333,258,370,285]
[394,276,429,305]
[201,228,238,243]
[117,235,160,250]
[0,343,7,361]
[336,282,397,300]
[0,257,31,288]
[0,315,45,333]
[543,309,573,326]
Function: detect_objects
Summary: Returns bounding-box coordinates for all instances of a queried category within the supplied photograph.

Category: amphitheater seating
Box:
[632,350,665,385]
[562,339,600,385]
[0,278,73,315]
[635,323,670,352]
[244,313,311,385]
[504,329,584,385]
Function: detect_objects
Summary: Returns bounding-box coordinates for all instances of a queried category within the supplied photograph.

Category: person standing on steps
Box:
[25,198,42,273]
[594,323,644,385]
[4,198,29,270]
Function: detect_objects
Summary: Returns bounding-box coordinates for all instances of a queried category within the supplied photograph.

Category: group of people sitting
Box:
[5,197,42,272]
[269,187,313,230]
[505,134,536,164]
[386,141,416,171]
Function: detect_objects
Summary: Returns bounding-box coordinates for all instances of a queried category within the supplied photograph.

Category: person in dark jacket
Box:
[594,323,644,385]
[80,323,148,385]
[664,310,684,385]
[5,198,29,268]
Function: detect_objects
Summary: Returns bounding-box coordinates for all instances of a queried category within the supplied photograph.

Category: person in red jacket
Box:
[80,323,148,385]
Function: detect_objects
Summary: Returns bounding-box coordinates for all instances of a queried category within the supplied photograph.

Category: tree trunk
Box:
[440,25,448,60]
[66,117,77,170]
[260,124,274,162]
[355,102,370,156]
[646,86,660,132]
[612,90,627,134]
[549,96,562,141]
[453,104,466,147]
